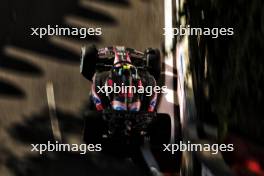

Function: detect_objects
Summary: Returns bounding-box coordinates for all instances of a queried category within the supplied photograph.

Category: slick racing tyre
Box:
[80,45,98,81]
[145,48,161,80]
[149,113,171,145]
[83,111,105,144]
[149,113,182,173]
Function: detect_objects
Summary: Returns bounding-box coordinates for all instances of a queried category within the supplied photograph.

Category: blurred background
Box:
[0,0,263,175]
[185,0,264,175]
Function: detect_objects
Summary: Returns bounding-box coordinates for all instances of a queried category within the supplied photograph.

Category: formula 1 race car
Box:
[80,46,173,155]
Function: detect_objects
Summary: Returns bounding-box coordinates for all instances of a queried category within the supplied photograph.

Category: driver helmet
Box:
[106,46,142,111]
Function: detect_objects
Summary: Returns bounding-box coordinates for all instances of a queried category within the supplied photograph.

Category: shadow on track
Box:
[6,108,144,176]
[0,55,43,76]
[6,151,143,176]
[0,80,25,98]
[92,0,131,7]
[8,108,83,144]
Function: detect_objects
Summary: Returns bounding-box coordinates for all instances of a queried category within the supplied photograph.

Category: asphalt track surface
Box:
[0,0,165,175]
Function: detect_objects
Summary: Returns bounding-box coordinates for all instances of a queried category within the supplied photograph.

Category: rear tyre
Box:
[149,113,182,173]
[149,113,171,145]
[82,111,104,144]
